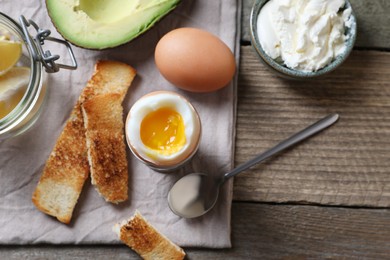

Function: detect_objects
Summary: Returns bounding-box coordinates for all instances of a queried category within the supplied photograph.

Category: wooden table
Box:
[2,0,389,258]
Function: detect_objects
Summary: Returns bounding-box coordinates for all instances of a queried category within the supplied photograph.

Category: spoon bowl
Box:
[168,173,220,218]
[168,114,340,218]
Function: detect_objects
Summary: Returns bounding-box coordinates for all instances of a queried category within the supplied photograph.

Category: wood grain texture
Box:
[234,47,390,207]
[241,0,390,50]
[1,203,389,259]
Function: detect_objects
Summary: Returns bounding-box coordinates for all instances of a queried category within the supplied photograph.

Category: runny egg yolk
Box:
[140,107,186,155]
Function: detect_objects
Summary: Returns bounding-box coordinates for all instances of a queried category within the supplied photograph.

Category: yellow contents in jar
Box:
[0,38,22,76]
[140,107,186,155]
[0,67,30,119]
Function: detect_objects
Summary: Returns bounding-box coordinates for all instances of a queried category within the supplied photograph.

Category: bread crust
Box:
[32,61,136,223]
[117,211,186,260]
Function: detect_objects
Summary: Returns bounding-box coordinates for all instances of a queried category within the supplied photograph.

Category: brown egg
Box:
[155,28,236,93]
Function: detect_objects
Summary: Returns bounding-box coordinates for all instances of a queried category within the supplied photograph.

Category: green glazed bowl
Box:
[250,0,357,79]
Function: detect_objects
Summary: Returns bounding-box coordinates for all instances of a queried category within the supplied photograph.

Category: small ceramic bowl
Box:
[250,0,357,79]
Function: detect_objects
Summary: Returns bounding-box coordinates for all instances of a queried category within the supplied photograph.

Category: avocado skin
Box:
[45,0,182,50]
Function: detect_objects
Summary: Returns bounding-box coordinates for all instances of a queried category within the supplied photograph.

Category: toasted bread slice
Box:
[113,211,186,260]
[82,93,128,203]
[32,106,89,224]
[80,60,136,102]
[32,61,136,224]
[81,60,135,203]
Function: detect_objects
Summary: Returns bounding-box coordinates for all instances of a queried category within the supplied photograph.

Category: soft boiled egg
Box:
[125,91,201,172]
[155,28,236,93]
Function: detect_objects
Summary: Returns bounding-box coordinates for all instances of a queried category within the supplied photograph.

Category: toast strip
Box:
[32,61,136,223]
[114,211,186,260]
[81,93,128,203]
[81,61,136,203]
[32,105,89,224]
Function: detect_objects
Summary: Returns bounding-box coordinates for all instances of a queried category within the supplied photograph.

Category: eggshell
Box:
[155,28,236,93]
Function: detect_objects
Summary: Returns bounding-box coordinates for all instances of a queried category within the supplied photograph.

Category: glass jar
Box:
[0,12,77,140]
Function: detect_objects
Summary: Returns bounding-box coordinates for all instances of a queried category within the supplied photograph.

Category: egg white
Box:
[126,91,201,167]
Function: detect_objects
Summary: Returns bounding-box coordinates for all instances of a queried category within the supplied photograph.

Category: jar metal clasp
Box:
[19,16,77,73]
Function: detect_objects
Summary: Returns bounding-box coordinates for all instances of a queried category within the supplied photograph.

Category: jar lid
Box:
[19,15,77,73]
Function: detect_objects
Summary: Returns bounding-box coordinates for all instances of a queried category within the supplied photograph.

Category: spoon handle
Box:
[223,113,339,180]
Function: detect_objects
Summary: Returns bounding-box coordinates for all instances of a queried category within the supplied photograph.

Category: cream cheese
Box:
[257,0,353,72]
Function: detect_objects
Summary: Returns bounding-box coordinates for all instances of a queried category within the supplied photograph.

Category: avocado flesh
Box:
[46,0,181,49]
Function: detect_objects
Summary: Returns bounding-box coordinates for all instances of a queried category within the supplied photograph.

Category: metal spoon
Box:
[168,113,339,218]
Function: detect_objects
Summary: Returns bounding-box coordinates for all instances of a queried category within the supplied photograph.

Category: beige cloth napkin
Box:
[0,0,240,247]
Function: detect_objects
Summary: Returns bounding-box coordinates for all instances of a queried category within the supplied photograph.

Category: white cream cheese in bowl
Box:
[251,0,356,78]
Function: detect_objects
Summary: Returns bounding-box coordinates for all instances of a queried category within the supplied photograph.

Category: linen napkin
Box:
[0,0,240,248]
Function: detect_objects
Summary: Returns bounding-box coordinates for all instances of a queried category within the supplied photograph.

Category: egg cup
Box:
[125,91,201,172]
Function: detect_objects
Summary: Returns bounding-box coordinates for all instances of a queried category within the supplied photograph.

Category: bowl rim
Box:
[249,0,357,79]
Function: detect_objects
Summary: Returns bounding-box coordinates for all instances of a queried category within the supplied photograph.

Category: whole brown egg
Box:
[155,28,236,93]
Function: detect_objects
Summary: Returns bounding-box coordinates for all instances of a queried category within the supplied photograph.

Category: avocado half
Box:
[46,0,181,49]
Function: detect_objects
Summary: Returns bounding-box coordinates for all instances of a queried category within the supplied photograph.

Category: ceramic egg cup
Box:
[125,91,202,173]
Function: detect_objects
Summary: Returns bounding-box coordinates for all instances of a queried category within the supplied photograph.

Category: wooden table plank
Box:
[234,46,390,207]
[1,203,389,259]
[241,0,390,50]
